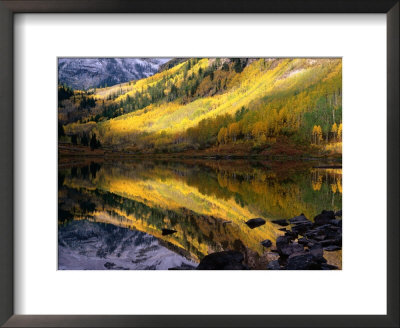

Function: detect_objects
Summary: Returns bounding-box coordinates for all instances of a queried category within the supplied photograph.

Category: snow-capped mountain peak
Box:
[58,58,170,90]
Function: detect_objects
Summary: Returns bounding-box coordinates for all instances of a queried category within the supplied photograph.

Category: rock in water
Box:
[245,218,266,229]
[279,243,304,257]
[323,245,341,251]
[286,252,320,270]
[291,222,313,234]
[314,210,335,226]
[309,244,326,262]
[162,228,177,236]
[260,239,272,247]
[320,237,341,247]
[297,237,309,245]
[288,214,309,224]
[276,236,290,250]
[284,230,298,240]
[197,251,248,270]
[265,252,280,262]
[267,260,281,270]
[321,263,339,270]
[329,219,341,226]
[265,209,341,270]
[271,219,289,226]
[335,209,342,217]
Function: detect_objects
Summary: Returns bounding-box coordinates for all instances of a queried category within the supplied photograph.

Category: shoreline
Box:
[197,210,342,270]
[58,144,342,162]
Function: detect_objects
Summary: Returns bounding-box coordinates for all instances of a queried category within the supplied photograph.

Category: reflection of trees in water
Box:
[59,184,274,264]
[187,163,342,221]
[62,160,342,222]
[311,168,342,192]
[90,162,101,179]
[311,168,342,209]
[58,159,342,268]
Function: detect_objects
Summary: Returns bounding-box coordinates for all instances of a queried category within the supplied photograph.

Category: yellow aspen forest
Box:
[59,58,342,157]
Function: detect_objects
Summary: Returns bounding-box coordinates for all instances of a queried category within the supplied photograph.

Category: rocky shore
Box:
[196,209,342,270]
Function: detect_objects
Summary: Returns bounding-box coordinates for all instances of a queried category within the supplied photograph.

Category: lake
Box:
[58,158,342,270]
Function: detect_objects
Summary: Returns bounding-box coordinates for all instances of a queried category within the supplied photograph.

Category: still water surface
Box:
[58,159,342,270]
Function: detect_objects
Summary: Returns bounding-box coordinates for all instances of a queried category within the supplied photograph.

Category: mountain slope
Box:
[60,58,342,155]
[58,58,170,90]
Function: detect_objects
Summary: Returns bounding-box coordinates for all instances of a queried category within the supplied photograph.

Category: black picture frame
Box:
[0,1,398,327]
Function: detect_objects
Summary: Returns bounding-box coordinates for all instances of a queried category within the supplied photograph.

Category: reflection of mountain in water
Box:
[58,220,197,270]
[58,159,342,269]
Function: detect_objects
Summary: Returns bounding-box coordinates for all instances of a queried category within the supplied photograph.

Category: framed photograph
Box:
[0,0,398,327]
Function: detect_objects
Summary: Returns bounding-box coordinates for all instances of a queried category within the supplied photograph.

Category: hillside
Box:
[59,58,342,157]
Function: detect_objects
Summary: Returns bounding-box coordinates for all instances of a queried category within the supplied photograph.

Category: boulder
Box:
[312,226,340,240]
[329,219,341,227]
[245,218,266,229]
[271,219,289,227]
[291,222,313,234]
[265,252,280,262]
[335,209,342,217]
[297,237,309,245]
[314,224,333,231]
[301,238,321,248]
[304,230,320,239]
[321,263,339,270]
[267,260,281,270]
[197,251,248,270]
[309,244,326,262]
[323,245,342,251]
[279,243,304,257]
[322,210,336,217]
[314,210,335,226]
[284,230,298,241]
[320,238,341,247]
[162,228,177,236]
[276,235,290,249]
[286,252,320,270]
[288,214,309,224]
[260,239,272,248]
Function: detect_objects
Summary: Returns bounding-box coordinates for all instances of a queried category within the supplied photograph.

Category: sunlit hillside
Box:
[59,58,342,155]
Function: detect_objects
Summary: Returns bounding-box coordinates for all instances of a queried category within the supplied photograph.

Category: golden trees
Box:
[312,125,323,144]
[217,127,228,144]
[331,122,338,141]
[228,122,240,142]
[252,122,264,139]
[337,123,342,141]
[217,123,241,144]
[64,58,342,152]
[258,134,267,144]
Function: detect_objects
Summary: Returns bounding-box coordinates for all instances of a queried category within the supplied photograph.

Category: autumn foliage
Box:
[58,58,342,155]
